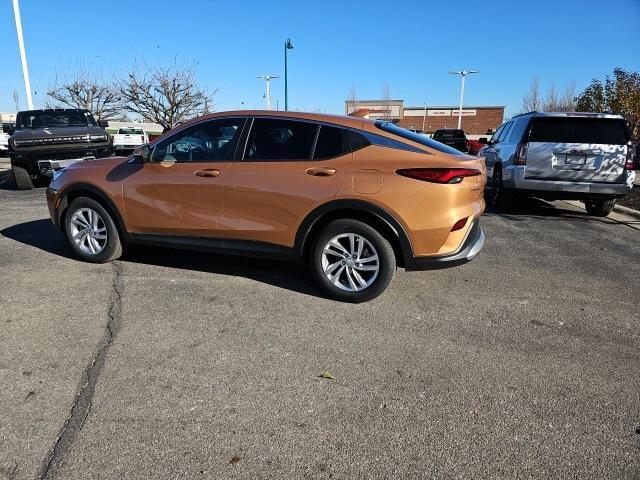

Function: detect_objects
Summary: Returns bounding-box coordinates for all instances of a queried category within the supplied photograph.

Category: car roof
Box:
[512,111,624,120]
[180,110,367,130]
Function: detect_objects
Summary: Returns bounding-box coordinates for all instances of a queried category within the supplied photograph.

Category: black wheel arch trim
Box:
[294,199,414,258]
[55,182,129,239]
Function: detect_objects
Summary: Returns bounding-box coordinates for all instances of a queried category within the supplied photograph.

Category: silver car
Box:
[481,112,636,216]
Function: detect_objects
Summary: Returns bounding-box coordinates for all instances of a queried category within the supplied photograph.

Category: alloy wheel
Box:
[69,208,108,255]
[321,233,379,292]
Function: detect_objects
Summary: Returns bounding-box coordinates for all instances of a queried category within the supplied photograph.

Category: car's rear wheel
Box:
[12,166,34,190]
[311,219,395,303]
[584,198,616,217]
[64,197,123,263]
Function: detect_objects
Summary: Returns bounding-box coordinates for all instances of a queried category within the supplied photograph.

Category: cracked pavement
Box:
[0,176,639,479]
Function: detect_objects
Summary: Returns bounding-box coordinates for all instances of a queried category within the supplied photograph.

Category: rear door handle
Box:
[195,168,220,178]
[306,167,337,177]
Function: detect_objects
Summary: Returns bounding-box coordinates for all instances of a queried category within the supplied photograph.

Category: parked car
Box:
[467,139,485,156]
[0,126,9,155]
[481,112,636,216]
[46,111,486,302]
[112,127,149,153]
[432,129,468,153]
[9,108,113,189]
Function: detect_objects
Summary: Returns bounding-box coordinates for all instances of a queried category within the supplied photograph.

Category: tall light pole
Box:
[422,103,428,133]
[284,38,294,111]
[12,0,33,109]
[257,75,279,110]
[448,69,478,129]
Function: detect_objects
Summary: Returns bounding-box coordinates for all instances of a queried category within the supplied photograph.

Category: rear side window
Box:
[490,124,505,143]
[313,125,350,159]
[245,118,317,160]
[348,130,370,152]
[508,118,530,143]
[375,122,463,155]
[529,117,629,145]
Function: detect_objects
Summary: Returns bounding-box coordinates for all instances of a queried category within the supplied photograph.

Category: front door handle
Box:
[195,168,220,178]
[306,167,337,177]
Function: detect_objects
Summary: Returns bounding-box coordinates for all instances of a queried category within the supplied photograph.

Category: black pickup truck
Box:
[9,108,113,189]
[431,129,468,153]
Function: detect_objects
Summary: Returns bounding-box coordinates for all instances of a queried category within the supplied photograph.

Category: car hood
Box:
[12,126,108,139]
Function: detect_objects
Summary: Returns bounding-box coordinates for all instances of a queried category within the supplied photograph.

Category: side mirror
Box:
[133,145,151,164]
[478,137,488,144]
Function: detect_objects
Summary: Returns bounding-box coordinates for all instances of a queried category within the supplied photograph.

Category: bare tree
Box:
[47,70,121,121]
[557,80,576,112]
[119,62,215,130]
[381,83,392,120]
[542,82,561,111]
[521,76,541,112]
[347,85,358,114]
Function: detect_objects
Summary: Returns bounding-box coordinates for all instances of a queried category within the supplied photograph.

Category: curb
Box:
[614,203,640,220]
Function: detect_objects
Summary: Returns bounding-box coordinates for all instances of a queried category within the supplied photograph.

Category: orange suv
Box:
[46,111,486,302]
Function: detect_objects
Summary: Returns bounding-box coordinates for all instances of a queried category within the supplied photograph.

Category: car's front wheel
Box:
[64,197,123,263]
[311,219,396,303]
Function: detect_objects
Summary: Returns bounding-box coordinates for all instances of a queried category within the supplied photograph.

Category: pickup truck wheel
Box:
[64,197,123,263]
[584,199,616,217]
[311,219,395,303]
[12,166,34,190]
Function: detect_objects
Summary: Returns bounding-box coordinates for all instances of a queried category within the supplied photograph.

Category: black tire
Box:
[64,197,123,263]
[310,219,396,303]
[485,166,503,208]
[12,166,34,190]
[584,198,616,217]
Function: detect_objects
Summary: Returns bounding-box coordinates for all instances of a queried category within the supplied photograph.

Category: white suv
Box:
[481,112,636,216]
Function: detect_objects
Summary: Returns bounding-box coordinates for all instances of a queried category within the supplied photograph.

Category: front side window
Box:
[152,118,244,163]
[245,118,317,161]
[313,125,350,159]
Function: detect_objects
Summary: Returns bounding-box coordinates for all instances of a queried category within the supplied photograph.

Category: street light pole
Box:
[12,0,33,109]
[257,75,279,110]
[422,103,427,133]
[448,70,479,129]
[284,38,294,111]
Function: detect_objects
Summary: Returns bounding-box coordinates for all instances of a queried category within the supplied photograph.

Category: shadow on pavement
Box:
[1,218,322,298]
[486,197,598,222]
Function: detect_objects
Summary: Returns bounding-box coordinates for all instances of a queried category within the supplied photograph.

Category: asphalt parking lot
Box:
[1,170,639,479]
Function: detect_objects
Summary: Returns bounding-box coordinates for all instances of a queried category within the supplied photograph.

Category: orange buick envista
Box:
[46,111,486,302]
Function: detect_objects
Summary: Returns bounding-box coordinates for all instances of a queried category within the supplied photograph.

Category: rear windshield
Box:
[434,129,465,139]
[119,128,144,134]
[375,122,465,155]
[528,117,629,145]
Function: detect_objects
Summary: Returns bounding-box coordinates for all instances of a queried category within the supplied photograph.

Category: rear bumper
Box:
[503,166,634,197]
[404,219,484,271]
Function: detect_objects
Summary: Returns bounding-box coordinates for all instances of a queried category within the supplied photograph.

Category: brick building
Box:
[345,100,504,136]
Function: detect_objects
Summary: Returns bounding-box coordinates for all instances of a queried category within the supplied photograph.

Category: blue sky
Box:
[0,0,638,118]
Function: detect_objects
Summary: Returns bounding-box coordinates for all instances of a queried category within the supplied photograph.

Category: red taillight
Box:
[626,144,635,171]
[396,168,481,184]
[514,143,528,165]
[451,217,468,232]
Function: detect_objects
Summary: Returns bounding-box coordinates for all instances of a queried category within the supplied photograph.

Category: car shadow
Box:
[0,218,323,298]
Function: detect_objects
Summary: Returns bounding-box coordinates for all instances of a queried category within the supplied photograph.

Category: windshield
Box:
[375,122,466,155]
[17,111,95,129]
